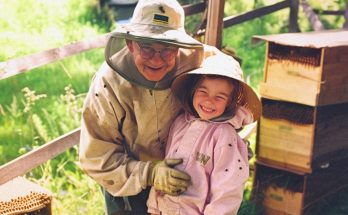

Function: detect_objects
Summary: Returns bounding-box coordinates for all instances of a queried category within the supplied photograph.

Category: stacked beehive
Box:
[252,30,348,215]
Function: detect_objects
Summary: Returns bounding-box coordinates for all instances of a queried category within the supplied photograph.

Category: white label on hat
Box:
[153,14,169,25]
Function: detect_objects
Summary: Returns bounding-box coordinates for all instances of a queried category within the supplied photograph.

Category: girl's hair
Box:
[186,74,245,118]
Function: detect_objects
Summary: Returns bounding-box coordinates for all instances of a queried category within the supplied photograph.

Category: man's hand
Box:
[147,159,191,196]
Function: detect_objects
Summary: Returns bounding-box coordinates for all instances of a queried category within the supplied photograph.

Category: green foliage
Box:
[0,0,115,61]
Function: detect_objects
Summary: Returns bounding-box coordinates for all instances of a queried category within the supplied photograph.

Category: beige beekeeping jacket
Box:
[79,45,220,196]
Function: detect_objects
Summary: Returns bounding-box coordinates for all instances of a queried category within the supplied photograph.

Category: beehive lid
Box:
[0,177,52,214]
[252,30,348,48]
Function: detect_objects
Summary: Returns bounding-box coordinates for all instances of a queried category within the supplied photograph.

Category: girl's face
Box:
[193,77,234,120]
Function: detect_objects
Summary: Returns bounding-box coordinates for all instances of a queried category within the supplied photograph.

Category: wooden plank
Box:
[312,9,345,16]
[318,47,348,105]
[258,146,311,172]
[260,82,319,106]
[0,128,80,185]
[267,58,323,82]
[263,43,270,82]
[204,0,225,49]
[260,116,314,142]
[183,2,206,16]
[322,46,348,64]
[263,207,299,215]
[259,117,314,155]
[263,187,304,215]
[322,63,348,81]
[321,63,348,85]
[344,2,348,29]
[313,103,348,161]
[257,155,311,174]
[255,159,307,176]
[303,158,348,212]
[289,0,300,32]
[317,78,348,105]
[223,0,291,28]
[300,0,325,31]
[0,33,110,80]
[264,60,321,100]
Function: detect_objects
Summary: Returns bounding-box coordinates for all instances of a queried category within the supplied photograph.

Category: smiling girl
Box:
[147,54,261,215]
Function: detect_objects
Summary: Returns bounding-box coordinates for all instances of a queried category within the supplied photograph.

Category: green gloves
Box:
[147,159,191,196]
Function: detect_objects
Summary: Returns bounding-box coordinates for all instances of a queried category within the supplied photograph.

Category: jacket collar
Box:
[184,111,228,125]
[184,106,253,129]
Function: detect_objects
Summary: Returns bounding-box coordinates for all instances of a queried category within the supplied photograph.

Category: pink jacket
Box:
[147,109,250,215]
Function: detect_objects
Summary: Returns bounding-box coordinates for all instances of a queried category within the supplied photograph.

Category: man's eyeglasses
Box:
[135,42,178,61]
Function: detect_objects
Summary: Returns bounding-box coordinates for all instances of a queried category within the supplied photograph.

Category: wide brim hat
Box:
[172,54,262,122]
[108,0,202,49]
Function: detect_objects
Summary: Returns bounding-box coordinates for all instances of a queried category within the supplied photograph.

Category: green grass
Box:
[1,0,347,214]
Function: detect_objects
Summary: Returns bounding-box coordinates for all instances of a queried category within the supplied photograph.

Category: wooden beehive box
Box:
[252,160,348,215]
[256,98,348,173]
[0,177,52,215]
[253,30,348,106]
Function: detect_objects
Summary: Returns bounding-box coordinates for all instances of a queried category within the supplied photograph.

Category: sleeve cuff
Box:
[147,207,161,214]
[139,161,152,189]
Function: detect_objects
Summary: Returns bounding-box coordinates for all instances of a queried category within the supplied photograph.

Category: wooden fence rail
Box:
[0,129,80,185]
[224,0,293,29]
[0,34,110,80]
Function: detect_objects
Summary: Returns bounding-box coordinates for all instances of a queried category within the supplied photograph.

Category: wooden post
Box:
[344,2,348,29]
[289,0,300,32]
[204,0,225,49]
[99,0,106,8]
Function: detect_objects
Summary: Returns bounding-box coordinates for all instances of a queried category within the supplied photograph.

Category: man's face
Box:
[127,41,178,81]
